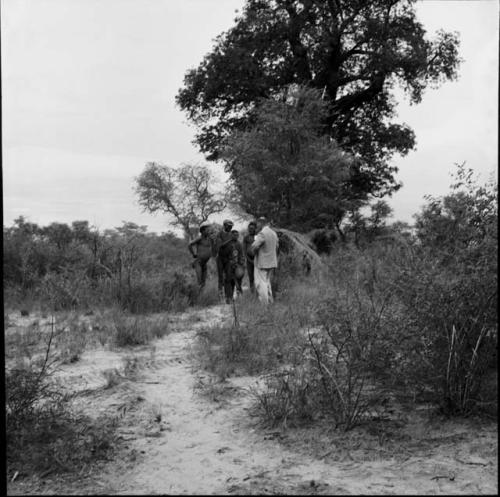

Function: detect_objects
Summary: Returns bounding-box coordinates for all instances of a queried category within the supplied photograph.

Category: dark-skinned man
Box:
[222,229,245,303]
[215,219,234,300]
[242,221,256,293]
[188,222,214,289]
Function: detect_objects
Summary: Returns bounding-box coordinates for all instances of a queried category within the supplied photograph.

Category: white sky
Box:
[1,0,498,233]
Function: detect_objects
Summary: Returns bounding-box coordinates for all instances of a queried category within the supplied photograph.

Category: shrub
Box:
[6,325,120,477]
[310,229,336,254]
[111,311,170,347]
[392,247,497,413]
[252,271,392,430]
[252,366,316,427]
[193,277,222,308]
[43,313,90,364]
[3,218,199,314]
[195,291,309,378]
[390,166,498,414]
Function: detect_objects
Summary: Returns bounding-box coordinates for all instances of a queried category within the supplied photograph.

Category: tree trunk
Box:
[335,221,346,243]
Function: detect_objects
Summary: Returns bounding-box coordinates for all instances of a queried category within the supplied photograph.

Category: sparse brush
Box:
[7,403,120,478]
[392,256,497,414]
[110,311,170,347]
[195,293,307,379]
[102,368,123,389]
[53,315,90,364]
[193,374,236,404]
[193,278,221,308]
[251,366,316,428]
[6,320,121,478]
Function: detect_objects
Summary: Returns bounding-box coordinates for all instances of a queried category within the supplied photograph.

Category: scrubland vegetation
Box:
[3,219,218,481]
[4,163,497,488]
[195,167,497,430]
[5,0,497,492]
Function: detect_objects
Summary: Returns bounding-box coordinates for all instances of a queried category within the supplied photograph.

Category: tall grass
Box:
[110,311,170,347]
[195,282,318,379]
[196,233,497,428]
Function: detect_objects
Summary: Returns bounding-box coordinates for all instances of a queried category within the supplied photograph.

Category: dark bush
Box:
[310,229,337,254]
[6,325,120,477]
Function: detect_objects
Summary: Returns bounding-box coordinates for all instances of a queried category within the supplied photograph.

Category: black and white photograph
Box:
[3,0,498,494]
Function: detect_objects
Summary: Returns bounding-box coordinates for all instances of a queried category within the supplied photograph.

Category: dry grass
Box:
[4,305,173,483]
[5,321,121,480]
[109,311,170,347]
[194,288,312,379]
[195,240,497,429]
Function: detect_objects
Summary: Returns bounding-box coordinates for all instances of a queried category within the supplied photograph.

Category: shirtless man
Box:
[188,223,214,288]
[242,221,257,293]
[222,229,245,303]
[215,219,234,298]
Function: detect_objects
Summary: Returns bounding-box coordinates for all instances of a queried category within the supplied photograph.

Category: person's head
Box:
[248,221,256,235]
[255,216,267,232]
[231,229,239,241]
[222,219,234,232]
[199,222,210,236]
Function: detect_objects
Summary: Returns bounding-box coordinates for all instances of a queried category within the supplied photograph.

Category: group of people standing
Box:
[188,217,278,304]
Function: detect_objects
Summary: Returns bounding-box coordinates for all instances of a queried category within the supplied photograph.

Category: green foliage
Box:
[253,367,316,427]
[3,218,209,315]
[6,324,120,477]
[195,291,309,378]
[222,85,353,230]
[310,229,337,255]
[196,167,497,426]
[392,255,497,413]
[135,162,226,239]
[415,163,497,254]
[392,165,498,413]
[177,0,461,200]
[345,199,394,246]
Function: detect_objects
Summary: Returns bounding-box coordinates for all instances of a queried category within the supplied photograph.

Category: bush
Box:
[195,290,310,378]
[192,278,221,308]
[389,166,498,413]
[6,326,120,477]
[251,265,393,430]
[53,315,90,364]
[111,311,170,347]
[310,229,336,254]
[196,272,388,429]
[391,246,497,413]
[252,366,316,427]
[3,219,199,314]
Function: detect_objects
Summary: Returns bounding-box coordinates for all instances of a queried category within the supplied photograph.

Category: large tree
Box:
[177,0,460,199]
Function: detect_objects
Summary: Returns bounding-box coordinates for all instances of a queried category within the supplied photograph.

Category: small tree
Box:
[135,162,226,239]
[345,199,393,245]
[42,223,73,250]
[222,85,353,232]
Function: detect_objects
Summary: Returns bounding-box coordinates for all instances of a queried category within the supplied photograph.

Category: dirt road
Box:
[8,305,498,495]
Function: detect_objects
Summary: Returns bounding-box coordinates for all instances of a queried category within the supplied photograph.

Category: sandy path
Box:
[67,304,494,496]
[8,305,495,495]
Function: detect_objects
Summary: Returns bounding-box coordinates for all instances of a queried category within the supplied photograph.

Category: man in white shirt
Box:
[250,217,279,303]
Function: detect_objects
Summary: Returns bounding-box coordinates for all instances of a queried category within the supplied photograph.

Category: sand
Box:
[6,305,498,495]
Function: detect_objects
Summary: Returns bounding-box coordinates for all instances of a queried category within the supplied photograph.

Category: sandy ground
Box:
[6,305,498,495]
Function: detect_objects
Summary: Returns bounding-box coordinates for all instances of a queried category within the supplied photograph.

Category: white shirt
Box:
[251,225,278,269]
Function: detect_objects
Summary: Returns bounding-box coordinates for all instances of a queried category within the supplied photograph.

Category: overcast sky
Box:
[2,0,498,234]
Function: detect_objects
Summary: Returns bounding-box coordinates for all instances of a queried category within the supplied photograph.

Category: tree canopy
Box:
[177,0,461,199]
[135,162,226,239]
[222,85,353,231]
